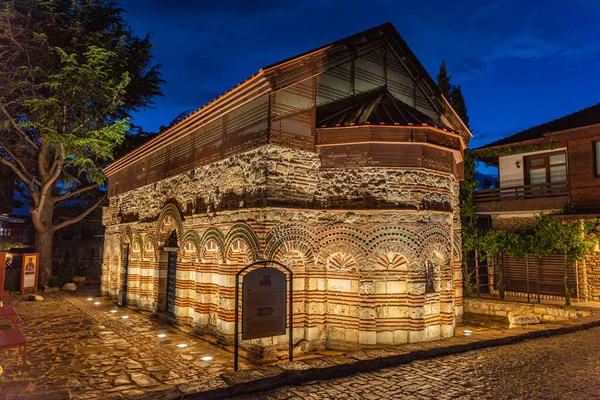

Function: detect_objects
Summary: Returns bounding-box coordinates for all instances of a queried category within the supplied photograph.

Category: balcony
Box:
[474,182,569,214]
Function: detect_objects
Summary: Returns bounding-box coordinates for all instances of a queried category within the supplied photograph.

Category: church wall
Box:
[102,144,461,362]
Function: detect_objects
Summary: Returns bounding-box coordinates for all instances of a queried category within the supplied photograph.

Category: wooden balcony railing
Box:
[474,182,569,204]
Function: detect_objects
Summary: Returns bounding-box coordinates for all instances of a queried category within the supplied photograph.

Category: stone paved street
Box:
[0,291,249,399]
[235,327,600,400]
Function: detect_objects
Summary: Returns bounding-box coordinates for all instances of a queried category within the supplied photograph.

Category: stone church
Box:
[101,23,471,361]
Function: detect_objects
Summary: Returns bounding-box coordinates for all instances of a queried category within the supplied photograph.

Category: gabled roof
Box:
[479,103,600,149]
[105,23,471,177]
[317,87,456,132]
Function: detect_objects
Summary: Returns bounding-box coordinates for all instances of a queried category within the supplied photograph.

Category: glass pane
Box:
[549,154,566,165]
[529,158,545,167]
[529,169,547,185]
[550,165,567,182]
[595,142,600,176]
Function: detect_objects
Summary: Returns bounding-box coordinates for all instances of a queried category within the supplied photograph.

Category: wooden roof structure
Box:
[317,87,457,132]
[477,103,600,150]
[103,23,471,197]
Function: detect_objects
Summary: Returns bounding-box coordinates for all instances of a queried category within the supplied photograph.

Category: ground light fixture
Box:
[94,301,100,305]
[200,356,213,361]
[464,330,473,336]
[120,315,129,319]
[86,298,93,301]
[110,310,117,314]
[176,343,188,348]
[157,333,167,338]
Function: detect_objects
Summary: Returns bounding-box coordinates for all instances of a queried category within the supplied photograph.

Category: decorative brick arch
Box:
[271,240,315,270]
[142,233,157,261]
[156,203,184,248]
[418,225,452,265]
[199,227,226,261]
[226,237,255,266]
[224,223,261,262]
[181,230,202,263]
[365,226,421,267]
[317,242,367,272]
[122,226,133,245]
[264,224,317,262]
[131,234,143,259]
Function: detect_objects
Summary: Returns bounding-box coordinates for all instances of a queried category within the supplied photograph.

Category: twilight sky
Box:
[120,0,600,148]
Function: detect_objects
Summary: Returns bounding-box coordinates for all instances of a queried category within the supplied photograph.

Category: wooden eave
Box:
[472,136,567,163]
[103,73,271,177]
[542,122,600,141]
[316,124,466,151]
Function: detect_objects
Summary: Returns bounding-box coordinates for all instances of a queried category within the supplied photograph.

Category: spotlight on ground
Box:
[94,301,100,305]
[464,330,473,336]
[120,315,129,319]
[157,333,166,338]
[110,310,117,314]
[86,298,93,301]
[201,356,213,361]
[176,343,188,348]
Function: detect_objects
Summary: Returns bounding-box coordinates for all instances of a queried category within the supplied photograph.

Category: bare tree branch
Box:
[0,143,34,182]
[0,103,39,150]
[53,193,106,231]
[54,183,99,203]
[0,156,39,205]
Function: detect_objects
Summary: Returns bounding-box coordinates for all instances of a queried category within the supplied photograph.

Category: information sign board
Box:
[21,253,39,293]
[242,267,286,340]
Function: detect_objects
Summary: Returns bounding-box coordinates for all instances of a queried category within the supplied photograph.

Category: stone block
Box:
[441,323,454,337]
[508,312,541,328]
[345,329,359,343]
[386,281,407,294]
[393,330,408,344]
[425,324,441,340]
[327,278,352,292]
[61,283,77,291]
[408,330,426,343]
[28,294,43,301]
[376,331,394,344]
[359,331,376,345]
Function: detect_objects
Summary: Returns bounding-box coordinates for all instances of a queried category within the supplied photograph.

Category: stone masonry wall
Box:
[102,144,461,362]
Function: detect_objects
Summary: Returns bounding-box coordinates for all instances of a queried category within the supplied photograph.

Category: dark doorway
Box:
[122,244,130,304]
[165,231,178,315]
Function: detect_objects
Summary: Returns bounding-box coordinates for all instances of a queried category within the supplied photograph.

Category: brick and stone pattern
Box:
[102,145,462,362]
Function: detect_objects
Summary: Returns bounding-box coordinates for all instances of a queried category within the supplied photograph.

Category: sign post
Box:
[21,253,39,294]
[234,260,293,371]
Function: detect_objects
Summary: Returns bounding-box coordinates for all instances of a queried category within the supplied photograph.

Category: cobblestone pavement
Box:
[236,326,600,400]
[0,291,249,399]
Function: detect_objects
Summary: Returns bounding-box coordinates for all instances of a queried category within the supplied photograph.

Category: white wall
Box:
[498,148,566,188]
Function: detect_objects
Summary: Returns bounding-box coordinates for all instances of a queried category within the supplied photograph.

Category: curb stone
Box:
[129,314,600,400]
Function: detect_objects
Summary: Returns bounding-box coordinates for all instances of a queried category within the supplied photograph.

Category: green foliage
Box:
[437,61,470,129]
[463,272,476,297]
[436,61,451,99]
[24,45,130,184]
[0,0,162,283]
[478,214,600,263]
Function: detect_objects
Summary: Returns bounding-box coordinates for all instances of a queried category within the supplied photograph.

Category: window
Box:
[525,151,567,185]
[425,260,436,293]
[594,142,600,177]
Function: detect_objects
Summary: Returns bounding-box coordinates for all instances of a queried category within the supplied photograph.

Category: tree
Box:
[437,61,476,292]
[0,0,163,285]
[436,60,452,100]
[436,61,470,128]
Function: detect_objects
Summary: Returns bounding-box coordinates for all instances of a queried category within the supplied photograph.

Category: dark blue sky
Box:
[120,0,600,148]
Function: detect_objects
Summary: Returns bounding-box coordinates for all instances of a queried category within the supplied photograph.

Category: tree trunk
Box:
[35,229,54,286]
